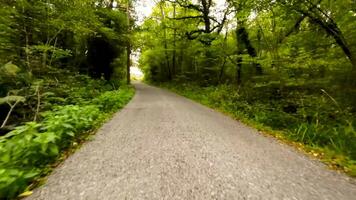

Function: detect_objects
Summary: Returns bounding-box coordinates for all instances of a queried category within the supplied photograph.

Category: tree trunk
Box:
[126,0,131,84]
[159,1,172,80]
[126,44,131,84]
[201,0,211,33]
[219,58,227,83]
[219,29,229,83]
[172,3,177,78]
[280,0,356,70]
[236,54,242,86]
[238,26,262,75]
[1,101,20,128]
[302,11,356,70]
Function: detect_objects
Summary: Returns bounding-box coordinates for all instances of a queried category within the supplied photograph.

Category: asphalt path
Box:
[27,82,356,200]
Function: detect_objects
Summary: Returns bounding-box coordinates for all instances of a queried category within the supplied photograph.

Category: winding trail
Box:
[28,83,356,200]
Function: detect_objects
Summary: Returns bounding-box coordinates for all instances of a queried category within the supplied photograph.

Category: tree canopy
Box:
[138,0,356,175]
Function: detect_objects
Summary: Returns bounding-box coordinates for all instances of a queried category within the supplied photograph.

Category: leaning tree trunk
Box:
[302,11,356,69]
[235,21,262,86]
[236,25,262,75]
[278,0,356,71]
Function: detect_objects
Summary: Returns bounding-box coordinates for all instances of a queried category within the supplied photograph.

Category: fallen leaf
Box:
[18,191,33,197]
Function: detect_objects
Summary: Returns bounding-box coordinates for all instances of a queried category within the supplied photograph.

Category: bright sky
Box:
[134,0,157,24]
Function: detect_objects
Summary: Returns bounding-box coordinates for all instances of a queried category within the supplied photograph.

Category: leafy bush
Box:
[0,168,39,198]
[0,86,134,199]
[93,87,134,112]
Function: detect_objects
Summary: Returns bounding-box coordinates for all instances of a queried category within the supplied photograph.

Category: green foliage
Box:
[139,0,356,176]
[0,62,20,77]
[0,62,29,97]
[0,0,130,82]
[0,168,39,199]
[93,87,135,112]
[0,0,134,198]
[0,96,26,105]
[0,85,134,199]
[0,0,132,127]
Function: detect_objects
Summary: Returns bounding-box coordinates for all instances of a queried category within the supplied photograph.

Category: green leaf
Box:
[1,62,20,76]
[0,96,26,105]
[23,171,39,179]
[66,131,75,137]
[62,123,74,129]
[48,144,59,156]
[0,153,10,163]
[42,92,55,97]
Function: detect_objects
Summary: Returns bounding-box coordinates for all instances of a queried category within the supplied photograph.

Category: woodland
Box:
[0,0,134,198]
[0,0,356,199]
[137,0,356,177]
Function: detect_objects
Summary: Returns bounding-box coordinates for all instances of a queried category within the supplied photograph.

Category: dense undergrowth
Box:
[0,74,134,199]
[0,1,135,199]
[158,81,356,177]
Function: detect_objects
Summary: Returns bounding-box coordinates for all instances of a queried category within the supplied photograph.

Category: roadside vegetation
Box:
[138,0,356,176]
[0,81,134,198]
[0,0,134,198]
[1,0,356,198]
[159,82,356,176]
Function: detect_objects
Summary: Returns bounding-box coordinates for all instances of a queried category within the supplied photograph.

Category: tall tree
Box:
[126,0,132,84]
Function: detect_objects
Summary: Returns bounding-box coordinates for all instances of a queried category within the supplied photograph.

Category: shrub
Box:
[93,87,134,112]
[0,86,134,199]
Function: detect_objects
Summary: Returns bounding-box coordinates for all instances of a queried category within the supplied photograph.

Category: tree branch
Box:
[168,15,204,20]
[166,0,203,12]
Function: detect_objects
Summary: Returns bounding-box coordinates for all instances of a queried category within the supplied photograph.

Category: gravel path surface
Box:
[27,83,356,200]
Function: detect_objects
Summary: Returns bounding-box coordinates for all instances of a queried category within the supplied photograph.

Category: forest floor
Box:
[26,82,356,200]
